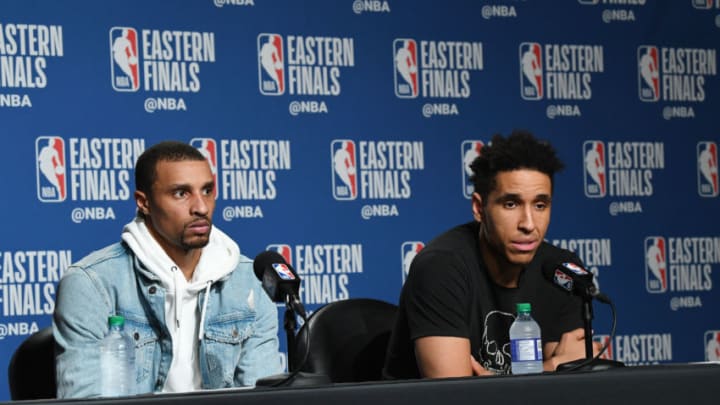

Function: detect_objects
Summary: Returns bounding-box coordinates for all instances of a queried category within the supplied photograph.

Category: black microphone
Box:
[253,251,307,319]
[541,260,610,304]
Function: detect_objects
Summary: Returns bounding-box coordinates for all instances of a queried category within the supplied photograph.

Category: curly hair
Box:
[469,130,564,203]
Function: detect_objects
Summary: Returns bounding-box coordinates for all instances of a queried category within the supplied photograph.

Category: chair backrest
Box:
[292,298,398,383]
[8,326,56,400]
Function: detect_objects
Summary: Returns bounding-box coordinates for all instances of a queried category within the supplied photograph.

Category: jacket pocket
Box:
[202,310,256,386]
[121,313,159,392]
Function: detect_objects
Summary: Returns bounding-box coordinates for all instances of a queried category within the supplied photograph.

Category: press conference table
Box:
[12,363,720,405]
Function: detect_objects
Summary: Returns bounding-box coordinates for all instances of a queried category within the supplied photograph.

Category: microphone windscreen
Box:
[541,254,574,283]
[253,250,287,281]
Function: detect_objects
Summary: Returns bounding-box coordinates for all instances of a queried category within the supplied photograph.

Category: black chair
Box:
[8,326,56,400]
[291,298,398,383]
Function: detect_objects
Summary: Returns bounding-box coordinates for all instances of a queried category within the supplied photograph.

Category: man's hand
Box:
[470,355,493,376]
[542,328,601,371]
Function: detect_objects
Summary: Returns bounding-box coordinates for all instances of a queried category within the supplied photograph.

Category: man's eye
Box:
[174,190,187,198]
[504,201,517,209]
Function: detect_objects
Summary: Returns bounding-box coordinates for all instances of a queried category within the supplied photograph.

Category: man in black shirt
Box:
[384,131,599,378]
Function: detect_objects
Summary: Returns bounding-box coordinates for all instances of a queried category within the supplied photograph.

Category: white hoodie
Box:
[121,216,241,392]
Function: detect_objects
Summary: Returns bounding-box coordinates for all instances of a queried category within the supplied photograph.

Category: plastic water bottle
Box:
[509,302,543,375]
[100,315,135,397]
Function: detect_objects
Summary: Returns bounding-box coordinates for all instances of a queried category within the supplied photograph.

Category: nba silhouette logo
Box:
[110,27,140,92]
[638,46,660,102]
[461,140,484,199]
[401,241,424,284]
[519,42,543,100]
[190,138,219,198]
[697,141,718,197]
[36,136,67,202]
[272,263,296,280]
[258,33,285,95]
[593,335,613,360]
[704,330,720,361]
[394,39,419,98]
[645,236,667,293]
[267,244,293,266]
[331,140,358,200]
[553,270,574,292]
[692,0,715,9]
[583,141,606,198]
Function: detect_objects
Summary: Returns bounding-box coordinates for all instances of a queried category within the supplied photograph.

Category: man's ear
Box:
[471,192,484,223]
[135,190,150,216]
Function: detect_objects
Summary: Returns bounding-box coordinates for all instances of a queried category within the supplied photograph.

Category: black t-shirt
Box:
[383,222,584,378]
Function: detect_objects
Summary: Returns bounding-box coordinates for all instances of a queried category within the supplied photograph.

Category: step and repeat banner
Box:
[1,0,720,399]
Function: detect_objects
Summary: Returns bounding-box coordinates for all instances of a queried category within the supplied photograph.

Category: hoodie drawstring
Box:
[198,280,212,341]
[171,266,182,329]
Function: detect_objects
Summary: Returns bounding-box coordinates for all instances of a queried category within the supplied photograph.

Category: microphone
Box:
[253,251,307,319]
[541,260,610,304]
[540,258,624,372]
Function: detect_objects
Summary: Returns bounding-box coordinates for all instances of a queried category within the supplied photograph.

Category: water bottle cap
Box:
[108,315,125,327]
[516,302,531,313]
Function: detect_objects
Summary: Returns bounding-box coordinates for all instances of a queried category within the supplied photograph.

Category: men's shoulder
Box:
[422,222,479,254]
[535,242,581,266]
[409,222,480,280]
[66,242,129,274]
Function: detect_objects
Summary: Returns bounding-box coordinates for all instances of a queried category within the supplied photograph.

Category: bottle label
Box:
[511,338,543,361]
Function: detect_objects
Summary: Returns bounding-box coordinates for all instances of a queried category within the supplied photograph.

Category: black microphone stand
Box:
[284,296,298,372]
[557,289,624,372]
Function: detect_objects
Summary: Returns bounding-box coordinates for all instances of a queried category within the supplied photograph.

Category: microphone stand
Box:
[284,297,298,372]
[256,295,330,387]
[556,290,624,372]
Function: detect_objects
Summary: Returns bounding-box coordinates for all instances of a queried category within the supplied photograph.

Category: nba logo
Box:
[697,141,718,197]
[692,0,714,9]
[394,39,419,98]
[645,236,667,293]
[593,335,613,360]
[267,244,293,266]
[583,141,606,198]
[704,330,720,361]
[36,136,66,202]
[638,46,660,102]
[519,42,543,100]
[461,140,484,199]
[553,270,574,292]
[272,263,295,280]
[401,241,424,284]
[110,27,140,92]
[331,140,358,200]
[190,138,219,198]
[258,33,285,95]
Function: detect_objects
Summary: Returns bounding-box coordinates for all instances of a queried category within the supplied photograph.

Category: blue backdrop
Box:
[1,0,720,400]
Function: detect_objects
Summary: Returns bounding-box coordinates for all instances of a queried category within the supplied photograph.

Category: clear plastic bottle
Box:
[509,302,543,375]
[100,315,135,397]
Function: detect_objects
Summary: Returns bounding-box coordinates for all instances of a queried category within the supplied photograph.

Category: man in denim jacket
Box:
[53,141,281,398]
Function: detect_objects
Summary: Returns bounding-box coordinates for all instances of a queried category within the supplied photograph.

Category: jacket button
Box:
[149,286,157,294]
[134,332,140,341]
[232,329,238,337]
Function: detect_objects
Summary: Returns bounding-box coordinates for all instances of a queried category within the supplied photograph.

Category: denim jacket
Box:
[53,242,280,398]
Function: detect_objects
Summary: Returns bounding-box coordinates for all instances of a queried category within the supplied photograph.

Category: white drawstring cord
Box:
[198,280,212,341]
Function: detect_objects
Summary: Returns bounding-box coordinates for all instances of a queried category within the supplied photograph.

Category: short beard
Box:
[180,220,212,250]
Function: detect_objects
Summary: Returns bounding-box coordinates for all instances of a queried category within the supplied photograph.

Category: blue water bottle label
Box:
[511,338,542,361]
